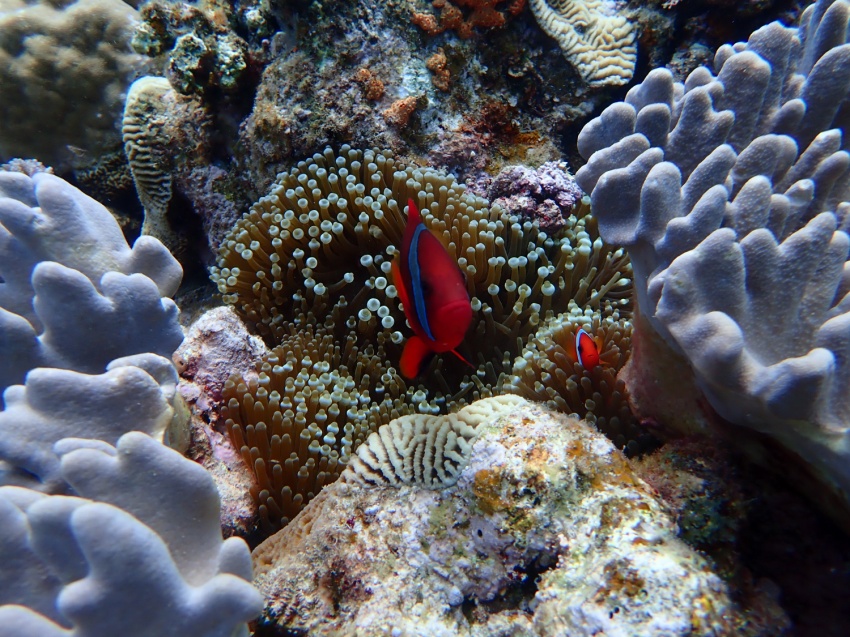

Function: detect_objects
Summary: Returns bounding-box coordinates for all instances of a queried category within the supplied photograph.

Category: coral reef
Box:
[383,96,420,128]
[4,0,848,633]
[122,73,215,261]
[412,0,527,39]
[425,48,452,91]
[235,0,602,196]
[253,399,738,635]
[529,0,637,86]
[347,395,525,487]
[72,149,136,219]
[0,159,52,177]
[574,0,850,524]
[212,146,633,530]
[506,304,644,453]
[220,324,412,531]
[632,434,850,636]
[174,165,245,255]
[0,354,188,492]
[0,0,144,171]
[175,306,268,538]
[0,432,262,636]
[0,172,183,395]
[212,147,629,380]
[353,67,386,101]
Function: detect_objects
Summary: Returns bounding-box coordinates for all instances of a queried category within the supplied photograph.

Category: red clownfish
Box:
[391,199,473,378]
[572,327,601,371]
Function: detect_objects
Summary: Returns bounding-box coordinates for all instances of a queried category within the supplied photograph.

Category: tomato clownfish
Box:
[572,327,601,371]
[391,199,473,378]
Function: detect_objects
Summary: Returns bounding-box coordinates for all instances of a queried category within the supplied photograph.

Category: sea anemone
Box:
[213,146,634,529]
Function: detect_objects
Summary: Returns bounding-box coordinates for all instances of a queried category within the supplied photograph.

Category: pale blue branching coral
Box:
[0,432,263,637]
[0,171,183,396]
[575,0,850,513]
[0,172,261,634]
[0,354,189,492]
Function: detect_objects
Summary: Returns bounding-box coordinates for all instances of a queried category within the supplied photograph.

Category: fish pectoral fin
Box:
[450,348,475,370]
[400,335,432,379]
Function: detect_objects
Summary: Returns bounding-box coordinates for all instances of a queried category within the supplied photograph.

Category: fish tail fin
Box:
[450,348,476,370]
[400,335,432,379]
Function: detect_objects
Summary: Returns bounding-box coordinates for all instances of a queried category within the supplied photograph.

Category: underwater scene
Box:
[1,0,849,635]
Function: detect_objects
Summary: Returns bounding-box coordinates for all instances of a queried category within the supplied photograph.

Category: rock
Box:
[176,306,267,539]
[253,400,737,636]
[488,161,585,233]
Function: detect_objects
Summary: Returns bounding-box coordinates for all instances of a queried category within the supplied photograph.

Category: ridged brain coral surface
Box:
[122,76,175,249]
[213,146,633,529]
[347,395,526,489]
[529,0,637,86]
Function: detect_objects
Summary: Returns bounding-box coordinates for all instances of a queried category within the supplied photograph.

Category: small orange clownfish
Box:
[572,327,601,371]
[391,199,473,378]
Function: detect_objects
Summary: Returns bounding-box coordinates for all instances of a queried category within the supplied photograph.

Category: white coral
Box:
[529,0,636,86]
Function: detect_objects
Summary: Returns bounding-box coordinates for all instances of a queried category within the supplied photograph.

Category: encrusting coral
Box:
[575,0,850,524]
[528,0,637,86]
[411,0,527,39]
[130,0,267,96]
[212,146,634,529]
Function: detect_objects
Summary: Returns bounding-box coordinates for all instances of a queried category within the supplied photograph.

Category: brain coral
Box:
[213,146,633,529]
[0,0,144,170]
[529,0,637,87]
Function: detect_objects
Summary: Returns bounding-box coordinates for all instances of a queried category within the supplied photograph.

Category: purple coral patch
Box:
[487,161,585,232]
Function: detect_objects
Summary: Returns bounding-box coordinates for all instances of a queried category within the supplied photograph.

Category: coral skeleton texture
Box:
[529,0,637,86]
